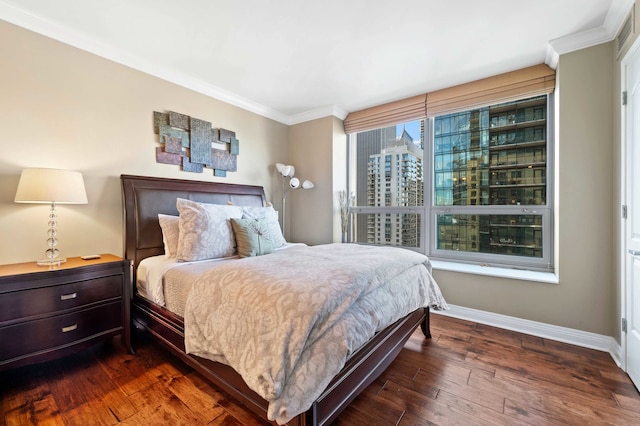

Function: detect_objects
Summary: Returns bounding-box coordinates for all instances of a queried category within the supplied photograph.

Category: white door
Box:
[625,40,640,390]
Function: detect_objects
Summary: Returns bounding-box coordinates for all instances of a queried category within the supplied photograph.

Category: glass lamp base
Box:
[37,257,67,266]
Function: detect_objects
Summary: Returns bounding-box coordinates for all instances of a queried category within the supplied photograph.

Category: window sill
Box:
[430,260,559,284]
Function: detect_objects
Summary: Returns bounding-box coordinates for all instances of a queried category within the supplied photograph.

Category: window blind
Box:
[426,64,555,117]
[342,64,555,133]
[343,94,427,134]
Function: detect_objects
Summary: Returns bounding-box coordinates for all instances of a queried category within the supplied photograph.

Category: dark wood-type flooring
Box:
[2,313,640,425]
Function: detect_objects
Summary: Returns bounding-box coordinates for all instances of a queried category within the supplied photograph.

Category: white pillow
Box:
[158,214,179,258]
[176,198,243,261]
[242,205,286,248]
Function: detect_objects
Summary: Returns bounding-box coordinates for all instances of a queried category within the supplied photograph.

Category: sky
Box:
[396,120,421,143]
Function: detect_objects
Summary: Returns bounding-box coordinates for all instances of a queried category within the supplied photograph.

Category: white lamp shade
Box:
[302,180,314,189]
[275,163,298,177]
[289,177,300,189]
[15,168,88,204]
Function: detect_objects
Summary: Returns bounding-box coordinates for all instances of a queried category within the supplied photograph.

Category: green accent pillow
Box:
[230,217,275,257]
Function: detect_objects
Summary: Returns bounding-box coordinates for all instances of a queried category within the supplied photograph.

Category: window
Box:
[348,94,553,272]
[430,95,552,271]
[349,125,424,249]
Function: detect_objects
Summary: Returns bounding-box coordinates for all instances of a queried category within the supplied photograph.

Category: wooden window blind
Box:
[426,64,555,117]
[343,64,555,133]
[343,94,427,134]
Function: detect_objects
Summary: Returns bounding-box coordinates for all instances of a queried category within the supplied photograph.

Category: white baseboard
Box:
[433,305,624,368]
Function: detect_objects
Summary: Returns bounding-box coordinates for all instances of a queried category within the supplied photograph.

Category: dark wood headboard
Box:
[121,174,266,280]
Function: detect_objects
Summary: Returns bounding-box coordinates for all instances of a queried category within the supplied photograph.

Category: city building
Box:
[365,129,423,246]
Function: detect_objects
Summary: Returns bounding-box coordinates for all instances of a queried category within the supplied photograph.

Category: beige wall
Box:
[287,116,347,245]
[556,42,615,334]
[331,116,349,241]
[0,21,288,265]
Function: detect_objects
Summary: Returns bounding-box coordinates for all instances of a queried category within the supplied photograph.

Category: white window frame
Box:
[347,95,555,273]
[425,95,555,272]
[349,206,425,252]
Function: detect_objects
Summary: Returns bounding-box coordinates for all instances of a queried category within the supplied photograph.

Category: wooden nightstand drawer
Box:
[0,275,123,324]
[0,255,132,371]
[0,301,122,364]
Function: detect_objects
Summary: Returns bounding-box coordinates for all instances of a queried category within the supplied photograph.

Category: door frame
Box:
[619,35,640,373]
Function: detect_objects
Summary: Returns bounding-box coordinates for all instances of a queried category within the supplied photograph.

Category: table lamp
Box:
[14,168,88,266]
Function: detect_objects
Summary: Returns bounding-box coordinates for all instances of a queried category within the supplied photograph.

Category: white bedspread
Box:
[184,243,447,424]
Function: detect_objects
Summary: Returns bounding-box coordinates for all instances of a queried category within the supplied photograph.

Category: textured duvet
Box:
[184,243,447,424]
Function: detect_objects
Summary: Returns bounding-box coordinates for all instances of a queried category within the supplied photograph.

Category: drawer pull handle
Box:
[60,293,77,301]
[62,324,78,333]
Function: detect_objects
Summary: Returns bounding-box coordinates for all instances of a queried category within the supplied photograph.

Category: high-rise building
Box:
[434,95,547,257]
[353,126,396,242]
[366,130,423,246]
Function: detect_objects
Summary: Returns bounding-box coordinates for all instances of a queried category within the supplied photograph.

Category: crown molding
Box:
[0,1,291,125]
[546,0,634,68]
[286,105,348,126]
[545,26,610,68]
[604,0,635,36]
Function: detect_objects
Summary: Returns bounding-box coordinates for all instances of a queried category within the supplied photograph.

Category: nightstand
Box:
[0,254,132,371]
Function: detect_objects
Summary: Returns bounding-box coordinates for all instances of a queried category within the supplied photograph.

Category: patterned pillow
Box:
[242,205,286,248]
[230,217,274,257]
[158,214,179,258]
[176,198,243,261]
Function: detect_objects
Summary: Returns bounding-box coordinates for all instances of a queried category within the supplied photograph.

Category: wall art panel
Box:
[153,110,239,176]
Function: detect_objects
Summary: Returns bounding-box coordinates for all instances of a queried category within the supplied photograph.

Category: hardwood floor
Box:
[2,313,639,425]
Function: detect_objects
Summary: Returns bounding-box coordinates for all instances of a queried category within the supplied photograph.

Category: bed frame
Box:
[121,174,430,426]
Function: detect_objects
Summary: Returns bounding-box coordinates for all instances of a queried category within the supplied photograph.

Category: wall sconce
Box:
[275,163,314,238]
[14,168,88,266]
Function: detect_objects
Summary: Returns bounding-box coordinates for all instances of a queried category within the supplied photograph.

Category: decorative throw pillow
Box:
[158,214,179,258]
[176,198,243,261]
[241,205,286,248]
[230,217,275,257]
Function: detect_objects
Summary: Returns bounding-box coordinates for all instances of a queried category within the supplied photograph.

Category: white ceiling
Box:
[0,0,633,124]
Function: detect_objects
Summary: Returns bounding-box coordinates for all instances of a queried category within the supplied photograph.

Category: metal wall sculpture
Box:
[153,111,239,177]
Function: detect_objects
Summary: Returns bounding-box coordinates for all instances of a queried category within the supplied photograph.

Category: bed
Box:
[121,174,446,425]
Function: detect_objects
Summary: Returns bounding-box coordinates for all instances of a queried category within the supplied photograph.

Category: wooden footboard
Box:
[132,294,430,426]
[308,307,430,425]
